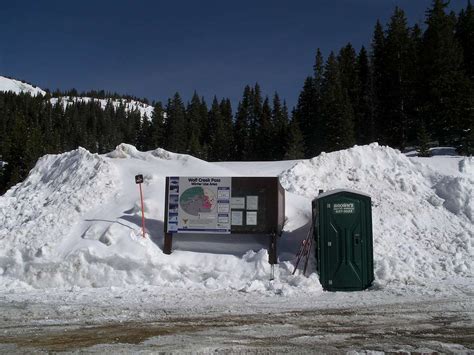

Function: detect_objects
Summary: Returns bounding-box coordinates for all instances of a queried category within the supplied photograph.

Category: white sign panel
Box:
[231,211,243,226]
[231,197,245,209]
[167,177,231,234]
[246,211,257,225]
[246,195,258,210]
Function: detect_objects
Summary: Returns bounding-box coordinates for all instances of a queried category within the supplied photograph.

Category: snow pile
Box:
[280,143,473,287]
[0,148,118,288]
[0,143,472,294]
[0,75,46,96]
[0,144,316,294]
[50,96,154,118]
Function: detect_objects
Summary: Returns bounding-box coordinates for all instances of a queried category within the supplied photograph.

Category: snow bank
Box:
[280,143,473,287]
[0,144,317,294]
[0,148,118,288]
[0,143,472,294]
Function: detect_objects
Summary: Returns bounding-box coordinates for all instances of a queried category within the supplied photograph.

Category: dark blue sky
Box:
[0,0,466,109]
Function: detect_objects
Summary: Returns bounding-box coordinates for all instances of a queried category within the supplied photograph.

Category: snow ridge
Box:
[0,75,46,96]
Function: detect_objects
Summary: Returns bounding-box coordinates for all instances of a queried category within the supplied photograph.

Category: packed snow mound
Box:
[50,96,154,118]
[0,75,46,96]
[434,176,473,222]
[0,148,118,286]
[280,143,474,287]
[459,156,474,176]
[0,145,315,293]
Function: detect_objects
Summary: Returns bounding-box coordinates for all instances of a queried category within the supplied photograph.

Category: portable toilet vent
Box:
[312,189,374,291]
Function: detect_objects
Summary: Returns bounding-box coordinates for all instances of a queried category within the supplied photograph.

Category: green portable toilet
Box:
[312,189,374,291]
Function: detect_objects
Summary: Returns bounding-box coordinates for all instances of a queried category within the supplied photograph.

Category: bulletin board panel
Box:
[164,176,285,235]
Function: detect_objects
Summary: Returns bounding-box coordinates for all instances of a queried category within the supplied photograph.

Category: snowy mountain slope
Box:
[0,75,46,96]
[50,96,154,119]
[0,76,154,117]
[0,144,472,295]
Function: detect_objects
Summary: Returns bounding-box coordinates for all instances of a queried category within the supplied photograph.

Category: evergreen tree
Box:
[407,23,424,145]
[219,98,234,161]
[207,97,230,161]
[234,86,252,160]
[355,46,376,144]
[137,115,151,151]
[7,112,30,185]
[186,92,205,158]
[294,76,317,157]
[456,0,474,153]
[164,93,187,153]
[199,97,209,159]
[148,102,165,149]
[271,93,289,160]
[457,1,474,81]
[284,114,305,160]
[97,101,115,153]
[255,97,274,160]
[381,7,413,148]
[419,0,473,148]
[247,83,263,160]
[313,49,325,98]
[417,121,432,157]
[320,52,355,152]
[371,20,386,143]
[310,48,325,156]
[338,43,359,112]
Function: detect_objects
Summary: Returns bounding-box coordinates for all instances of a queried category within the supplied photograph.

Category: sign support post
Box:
[163,232,173,254]
[135,174,146,239]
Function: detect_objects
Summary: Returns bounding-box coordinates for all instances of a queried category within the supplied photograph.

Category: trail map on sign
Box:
[180,187,216,215]
[167,177,231,234]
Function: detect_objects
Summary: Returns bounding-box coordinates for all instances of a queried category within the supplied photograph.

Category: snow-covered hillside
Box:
[0,75,46,96]
[0,143,472,295]
[0,75,154,118]
[49,96,154,119]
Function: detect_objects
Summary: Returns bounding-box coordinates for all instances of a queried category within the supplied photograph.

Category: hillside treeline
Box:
[0,0,473,193]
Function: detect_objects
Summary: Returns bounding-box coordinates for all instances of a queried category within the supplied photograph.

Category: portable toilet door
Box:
[314,189,374,291]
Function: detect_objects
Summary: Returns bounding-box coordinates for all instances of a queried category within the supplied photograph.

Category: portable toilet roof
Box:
[315,188,371,200]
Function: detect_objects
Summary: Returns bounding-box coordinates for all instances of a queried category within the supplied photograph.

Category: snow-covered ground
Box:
[0,143,472,352]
